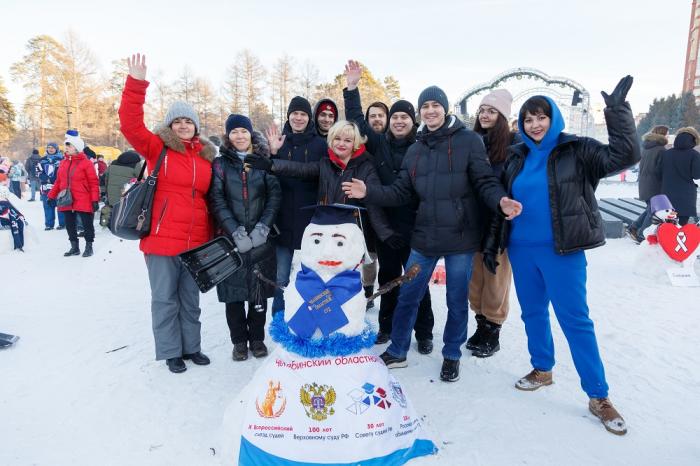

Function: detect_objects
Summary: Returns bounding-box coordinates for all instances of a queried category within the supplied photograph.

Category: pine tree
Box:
[0,75,16,145]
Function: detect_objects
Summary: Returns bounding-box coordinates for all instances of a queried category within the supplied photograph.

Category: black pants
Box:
[678,216,690,226]
[226,301,267,344]
[10,181,21,198]
[64,211,95,242]
[376,240,434,340]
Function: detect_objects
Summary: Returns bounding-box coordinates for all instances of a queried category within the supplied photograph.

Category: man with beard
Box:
[343,60,435,354]
[366,100,389,134]
[313,99,338,137]
[266,96,327,314]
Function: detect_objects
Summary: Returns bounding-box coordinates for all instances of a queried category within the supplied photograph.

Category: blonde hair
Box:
[326,120,367,151]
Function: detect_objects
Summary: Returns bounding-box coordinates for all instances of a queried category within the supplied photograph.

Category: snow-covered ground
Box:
[2,183,699,466]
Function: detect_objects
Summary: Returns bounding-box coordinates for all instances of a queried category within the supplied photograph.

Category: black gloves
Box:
[601,75,633,107]
[483,252,499,275]
[92,202,100,212]
[384,234,408,250]
[244,154,273,173]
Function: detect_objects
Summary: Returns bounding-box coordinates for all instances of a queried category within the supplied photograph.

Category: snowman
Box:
[221,204,436,466]
[634,194,700,284]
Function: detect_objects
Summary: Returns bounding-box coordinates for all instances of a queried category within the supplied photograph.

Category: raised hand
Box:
[341,178,367,199]
[265,125,286,155]
[499,197,523,220]
[601,75,633,107]
[344,60,362,91]
[127,53,147,81]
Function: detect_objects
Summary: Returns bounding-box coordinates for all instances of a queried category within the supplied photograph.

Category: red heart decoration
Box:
[657,223,700,262]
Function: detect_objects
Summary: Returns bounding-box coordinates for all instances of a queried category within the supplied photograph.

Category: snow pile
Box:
[1,183,699,465]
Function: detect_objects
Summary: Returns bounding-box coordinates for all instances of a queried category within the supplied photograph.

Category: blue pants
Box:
[272,245,294,314]
[387,250,474,360]
[508,245,609,398]
[42,197,65,228]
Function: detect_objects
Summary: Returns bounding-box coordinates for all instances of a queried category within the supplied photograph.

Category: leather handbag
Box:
[109,148,166,240]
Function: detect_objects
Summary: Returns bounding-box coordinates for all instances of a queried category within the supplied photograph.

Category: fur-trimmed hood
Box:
[154,125,216,162]
[642,131,668,145]
[642,131,668,150]
[675,126,700,146]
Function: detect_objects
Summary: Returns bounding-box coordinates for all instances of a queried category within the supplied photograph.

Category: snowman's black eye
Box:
[314,239,320,244]
[337,241,344,247]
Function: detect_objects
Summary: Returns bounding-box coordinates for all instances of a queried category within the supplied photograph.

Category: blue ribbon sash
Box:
[287,265,361,338]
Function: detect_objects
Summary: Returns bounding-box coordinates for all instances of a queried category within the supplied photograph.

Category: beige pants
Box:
[362,253,379,287]
[468,251,511,325]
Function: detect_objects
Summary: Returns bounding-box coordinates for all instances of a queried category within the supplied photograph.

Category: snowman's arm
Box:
[271,159,320,180]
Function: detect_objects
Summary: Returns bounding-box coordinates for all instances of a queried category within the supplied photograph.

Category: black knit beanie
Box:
[287,96,312,119]
[225,114,253,135]
[389,100,416,124]
[418,86,449,113]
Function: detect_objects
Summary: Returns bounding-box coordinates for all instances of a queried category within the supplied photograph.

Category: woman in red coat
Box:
[119,53,217,374]
[48,130,100,257]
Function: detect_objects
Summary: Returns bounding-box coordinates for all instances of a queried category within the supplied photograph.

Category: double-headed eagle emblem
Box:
[299,382,336,421]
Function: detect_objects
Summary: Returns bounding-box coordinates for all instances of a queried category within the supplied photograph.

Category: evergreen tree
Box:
[0,75,16,145]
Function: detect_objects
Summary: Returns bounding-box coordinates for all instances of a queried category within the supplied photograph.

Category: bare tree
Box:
[296,60,320,100]
[272,54,296,121]
[224,62,244,114]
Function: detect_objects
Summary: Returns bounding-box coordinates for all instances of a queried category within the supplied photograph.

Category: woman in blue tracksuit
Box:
[489,76,640,435]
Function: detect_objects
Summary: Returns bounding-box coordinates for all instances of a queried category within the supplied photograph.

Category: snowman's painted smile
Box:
[318,260,343,267]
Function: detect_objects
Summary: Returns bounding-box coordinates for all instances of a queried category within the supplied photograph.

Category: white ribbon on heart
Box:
[675,232,688,253]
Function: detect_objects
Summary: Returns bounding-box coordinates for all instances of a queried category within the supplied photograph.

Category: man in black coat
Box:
[343,85,522,382]
[267,97,327,314]
[343,60,434,353]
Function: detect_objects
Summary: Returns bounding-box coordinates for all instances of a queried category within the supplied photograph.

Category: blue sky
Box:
[0,0,690,118]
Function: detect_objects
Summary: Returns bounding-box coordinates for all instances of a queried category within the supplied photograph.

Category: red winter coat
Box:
[48,152,100,213]
[118,76,216,256]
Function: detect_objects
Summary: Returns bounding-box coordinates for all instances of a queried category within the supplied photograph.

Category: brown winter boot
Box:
[514,369,553,391]
[589,398,627,435]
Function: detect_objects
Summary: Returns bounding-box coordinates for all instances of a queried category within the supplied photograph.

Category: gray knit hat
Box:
[163,101,200,134]
[418,86,449,113]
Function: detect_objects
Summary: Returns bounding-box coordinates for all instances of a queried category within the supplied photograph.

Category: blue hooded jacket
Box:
[509,96,566,246]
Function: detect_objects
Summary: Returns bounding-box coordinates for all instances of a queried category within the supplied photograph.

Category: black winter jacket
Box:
[344,87,418,237]
[208,133,282,303]
[660,132,700,217]
[272,121,326,249]
[272,146,394,246]
[364,116,508,256]
[486,102,641,255]
[637,132,668,201]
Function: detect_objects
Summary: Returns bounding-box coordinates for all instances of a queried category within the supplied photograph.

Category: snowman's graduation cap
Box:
[302,203,365,227]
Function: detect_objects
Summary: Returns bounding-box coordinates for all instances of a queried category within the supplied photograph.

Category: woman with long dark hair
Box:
[466,89,520,358]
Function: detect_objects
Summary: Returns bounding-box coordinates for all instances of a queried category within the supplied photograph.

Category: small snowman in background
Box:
[221,204,436,466]
[635,194,700,286]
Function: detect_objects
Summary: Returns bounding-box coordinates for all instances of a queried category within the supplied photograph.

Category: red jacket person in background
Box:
[48,130,100,258]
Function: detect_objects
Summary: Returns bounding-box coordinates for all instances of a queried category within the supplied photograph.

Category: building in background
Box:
[683,0,700,103]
